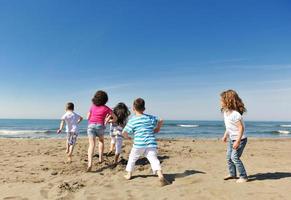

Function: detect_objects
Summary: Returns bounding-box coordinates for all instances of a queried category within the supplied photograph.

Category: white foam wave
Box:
[280,125,291,128]
[178,125,199,128]
[0,130,50,135]
[277,130,290,134]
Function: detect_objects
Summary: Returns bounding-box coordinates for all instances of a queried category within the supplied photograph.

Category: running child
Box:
[106,103,131,165]
[57,102,83,163]
[87,90,117,172]
[122,98,170,186]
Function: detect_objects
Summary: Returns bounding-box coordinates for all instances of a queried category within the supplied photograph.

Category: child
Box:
[122,98,170,186]
[220,90,248,183]
[57,102,83,163]
[106,103,131,165]
[87,90,116,172]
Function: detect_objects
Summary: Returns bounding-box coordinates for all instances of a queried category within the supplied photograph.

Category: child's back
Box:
[125,114,158,149]
[62,111,81,133]
[88,104,111,125]
[122,98,169,186]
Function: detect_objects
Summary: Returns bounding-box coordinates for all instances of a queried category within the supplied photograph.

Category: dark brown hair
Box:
[113,103,131,127]
[220,89,246,115]
[133,98,145,112]
[66,102,74,111]
[92,90,108,106]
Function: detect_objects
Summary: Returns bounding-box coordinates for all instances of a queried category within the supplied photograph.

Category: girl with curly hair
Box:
[220,89,248,183]
[86,90,116,172]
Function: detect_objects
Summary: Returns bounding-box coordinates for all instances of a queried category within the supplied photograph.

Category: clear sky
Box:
[0,0,291,121]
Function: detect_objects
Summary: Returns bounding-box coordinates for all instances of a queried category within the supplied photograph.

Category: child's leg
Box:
[226,140,237,178]
[67,144,75,162]
[125,147,143,180]
[109,136,116,153]
[145,148,162,176]
[231,139,248,179]
[98,135,104,163]
[145,148,170,186]
[87,136,96,170]
[114,137,123,163]
[66,132,71,154]
[67,132,77,161]
[66,141,70,154]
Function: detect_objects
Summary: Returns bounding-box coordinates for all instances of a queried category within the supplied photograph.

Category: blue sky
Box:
[0,0,291,120]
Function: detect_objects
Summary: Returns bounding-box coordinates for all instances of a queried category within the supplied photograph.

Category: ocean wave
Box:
[273,130,290,134]
[280,125,291,128]
[0,130,51,135]
[178,124,199,128]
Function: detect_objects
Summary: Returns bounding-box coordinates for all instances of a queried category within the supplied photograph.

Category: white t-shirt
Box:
[61,111,81,133]
[224,110,246,141]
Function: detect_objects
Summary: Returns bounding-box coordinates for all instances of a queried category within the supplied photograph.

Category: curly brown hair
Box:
[92,90,108,106]
[220,89,246,115]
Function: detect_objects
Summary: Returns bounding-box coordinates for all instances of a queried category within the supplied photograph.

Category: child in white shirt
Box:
[221,90,248,183]
[57,102,83,163]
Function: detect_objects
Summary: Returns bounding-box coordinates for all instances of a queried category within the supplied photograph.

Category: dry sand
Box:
[0,137,291,200]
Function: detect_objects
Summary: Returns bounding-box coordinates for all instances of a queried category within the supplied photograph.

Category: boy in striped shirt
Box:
[122,98,169,186]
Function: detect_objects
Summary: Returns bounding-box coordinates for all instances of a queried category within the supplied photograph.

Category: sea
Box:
[0,119,290,139]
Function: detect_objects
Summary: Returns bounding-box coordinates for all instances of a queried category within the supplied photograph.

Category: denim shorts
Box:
[87,124,105,137]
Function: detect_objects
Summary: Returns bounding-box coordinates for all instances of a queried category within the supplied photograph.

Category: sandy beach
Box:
[0,137,291,200]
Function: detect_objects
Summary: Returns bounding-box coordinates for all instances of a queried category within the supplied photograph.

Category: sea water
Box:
[0,119,290,139]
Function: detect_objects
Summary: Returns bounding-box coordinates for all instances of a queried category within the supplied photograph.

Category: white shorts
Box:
[126,147,161,173]
[110,136,123,155]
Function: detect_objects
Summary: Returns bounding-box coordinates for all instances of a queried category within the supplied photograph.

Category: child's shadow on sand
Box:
[164,170,206,183]
[248,172,291,182]
[132,170,206,184]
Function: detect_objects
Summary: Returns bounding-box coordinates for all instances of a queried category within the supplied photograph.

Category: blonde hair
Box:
[220,89,246,115]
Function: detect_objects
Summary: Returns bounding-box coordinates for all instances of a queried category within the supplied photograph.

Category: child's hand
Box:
[57,129,62,134]
[221,136,227,143]
[105,114,113,124]
[127,136,132,140]
[233,140,240,150]
[154,127,160,133]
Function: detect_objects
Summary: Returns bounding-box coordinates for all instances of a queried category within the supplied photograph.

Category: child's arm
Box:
[233,120,244,149]
[77,116,83,124]
[104,114,113,125]
[154,119,163,133]
[87,112,91,120]
[111,112,118,123]
[221,130,228,142]
[122,131,132,140]
[57,120,65,134]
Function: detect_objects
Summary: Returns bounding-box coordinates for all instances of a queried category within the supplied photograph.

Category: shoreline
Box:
[1,136,291,141]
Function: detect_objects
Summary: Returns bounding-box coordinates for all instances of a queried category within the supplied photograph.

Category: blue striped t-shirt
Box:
[123,114,158,149]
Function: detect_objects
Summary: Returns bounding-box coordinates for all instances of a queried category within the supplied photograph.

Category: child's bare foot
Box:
[124,173,132,180]
[159,177,170,186]
[86,166,92,172]
[67,156,72,163]
[98,158,104,164]
[106,151,113,156]
[236,177,248,183]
